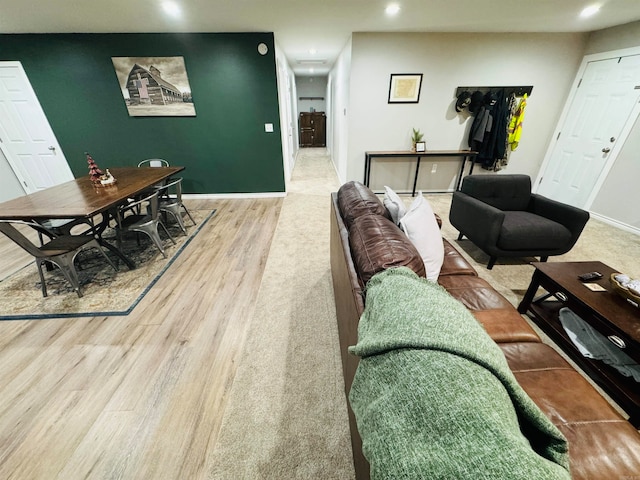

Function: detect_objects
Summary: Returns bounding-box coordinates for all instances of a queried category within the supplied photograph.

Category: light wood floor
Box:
[0,198,282,479]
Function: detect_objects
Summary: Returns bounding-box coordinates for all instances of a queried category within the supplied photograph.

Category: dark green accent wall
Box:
[0,33,285,193]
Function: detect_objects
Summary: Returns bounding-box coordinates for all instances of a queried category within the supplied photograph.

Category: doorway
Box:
[0,61,73,195]
[536,53,640,209]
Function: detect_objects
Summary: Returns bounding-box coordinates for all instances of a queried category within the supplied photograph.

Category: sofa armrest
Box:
[449,191,505,248]
[529,194,590,244]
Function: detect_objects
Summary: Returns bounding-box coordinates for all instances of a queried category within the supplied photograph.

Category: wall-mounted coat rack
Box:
[299,96,325,101]
[455,85,533,98]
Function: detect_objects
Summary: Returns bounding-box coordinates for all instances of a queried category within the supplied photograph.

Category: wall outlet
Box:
[431,164,437,173]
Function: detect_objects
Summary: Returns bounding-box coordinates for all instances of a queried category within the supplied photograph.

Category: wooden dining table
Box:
[0,166,184,268]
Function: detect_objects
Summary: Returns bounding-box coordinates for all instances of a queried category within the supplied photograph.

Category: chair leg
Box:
[52,253,83,298]
[88,239,119,272]
[457,233,464,240]
[540,256,549,262]
[36,260,48,297]
[487,256,497,270]
[182,204,196,226]
[158,220,177,245]
[161,206,187,235]
[134,225,167,258]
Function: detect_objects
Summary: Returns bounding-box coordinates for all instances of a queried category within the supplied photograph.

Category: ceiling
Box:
[2,0,640,76]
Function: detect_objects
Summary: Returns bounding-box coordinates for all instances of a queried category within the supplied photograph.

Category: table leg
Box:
[98,238,136,270]
[456,156,468,191]
[93,210,136,270]
[517,269,542,313]
[364,154,371,187]
[412,156,421,196]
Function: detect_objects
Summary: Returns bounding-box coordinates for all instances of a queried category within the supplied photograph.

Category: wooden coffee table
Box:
[518,261,640,426]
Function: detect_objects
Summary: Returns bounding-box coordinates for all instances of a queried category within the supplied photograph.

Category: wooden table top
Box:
[365,150,478,157]
[0,166,184,220]
[531,261,640,342]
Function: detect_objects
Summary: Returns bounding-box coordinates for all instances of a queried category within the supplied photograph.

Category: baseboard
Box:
[183,192,287,200]
[590,211,640,236]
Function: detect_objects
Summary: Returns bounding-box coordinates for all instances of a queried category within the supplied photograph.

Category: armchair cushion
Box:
[460,174,532,211]
[498,212,571,250]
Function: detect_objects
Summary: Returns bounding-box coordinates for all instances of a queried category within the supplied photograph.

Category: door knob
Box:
[602,147,611,153]
[48,146,56,151]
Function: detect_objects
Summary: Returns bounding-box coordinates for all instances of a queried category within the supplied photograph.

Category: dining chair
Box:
[0,220,118,298]
[137,158,170,168]
[114,191,176,258]
[157,177,196,235]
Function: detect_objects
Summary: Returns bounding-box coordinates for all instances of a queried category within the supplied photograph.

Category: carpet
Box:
[0,209,215,320]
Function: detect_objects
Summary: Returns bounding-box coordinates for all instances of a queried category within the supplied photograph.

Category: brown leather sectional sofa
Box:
[330,181,640,480]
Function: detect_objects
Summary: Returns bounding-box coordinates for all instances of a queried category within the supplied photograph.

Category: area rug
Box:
[0,209,215,320]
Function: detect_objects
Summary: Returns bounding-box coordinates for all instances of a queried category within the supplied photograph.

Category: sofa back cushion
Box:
[349,214,426,285]
[461,174,532,211]
[337,181,390,228]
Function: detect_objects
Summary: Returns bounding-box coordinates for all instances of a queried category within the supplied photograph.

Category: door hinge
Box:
[577,78,582,88]
[556,131,561,140]
[23,181,28,188]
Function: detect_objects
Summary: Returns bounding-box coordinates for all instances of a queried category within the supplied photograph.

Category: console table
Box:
[363,150,478,195]
[518,261,640,426]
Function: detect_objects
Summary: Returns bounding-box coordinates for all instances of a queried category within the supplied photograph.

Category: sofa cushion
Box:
[399,193,444,282]
[337,181,389,228]
[440,239,477,276]
[349,214,425,284]
[498,211,572,250]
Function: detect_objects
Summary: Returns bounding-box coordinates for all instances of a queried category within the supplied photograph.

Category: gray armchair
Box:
[449,174,590,269]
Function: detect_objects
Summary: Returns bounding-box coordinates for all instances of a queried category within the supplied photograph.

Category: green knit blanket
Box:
[348,267,570,480]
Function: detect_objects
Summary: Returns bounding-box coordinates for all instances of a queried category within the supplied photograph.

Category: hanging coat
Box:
[508,93,527,151]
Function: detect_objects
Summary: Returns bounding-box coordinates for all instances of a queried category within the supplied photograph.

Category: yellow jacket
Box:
[508,93,527,150]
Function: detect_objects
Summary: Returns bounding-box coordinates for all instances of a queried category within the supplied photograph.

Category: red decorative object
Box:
[86,152,103,184]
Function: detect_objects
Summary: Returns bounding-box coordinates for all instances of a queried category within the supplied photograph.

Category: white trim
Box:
[590,211,640,236]
[533,46,640,208]
[183,192,286,200]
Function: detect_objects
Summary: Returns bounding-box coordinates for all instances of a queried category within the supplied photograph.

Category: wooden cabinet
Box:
[299,112,326,147]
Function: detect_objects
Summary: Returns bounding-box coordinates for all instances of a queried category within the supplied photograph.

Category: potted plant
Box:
[411,128,424,152]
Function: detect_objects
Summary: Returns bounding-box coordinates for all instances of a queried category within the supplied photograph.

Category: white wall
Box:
[328,37,352,184]
[296,76,327,113]
[346,32,588,191]
[0,148,25,202]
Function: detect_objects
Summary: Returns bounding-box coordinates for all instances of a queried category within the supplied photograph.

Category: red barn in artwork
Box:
[125,64,183,105]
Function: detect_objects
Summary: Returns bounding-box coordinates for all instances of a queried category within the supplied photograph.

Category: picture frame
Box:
[415,141,426,152]
[111,56,196,117]
[388,74,423,103]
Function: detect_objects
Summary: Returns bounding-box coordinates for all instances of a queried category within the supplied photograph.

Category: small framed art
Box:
[415,141,426,152]
[388,74,423,103]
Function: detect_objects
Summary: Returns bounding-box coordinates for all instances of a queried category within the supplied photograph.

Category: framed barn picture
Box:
[111,56,196,117]
[388,74,423,104]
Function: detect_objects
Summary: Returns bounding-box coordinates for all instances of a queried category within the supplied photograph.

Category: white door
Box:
[0,61,73,194]
[537,55,640,208]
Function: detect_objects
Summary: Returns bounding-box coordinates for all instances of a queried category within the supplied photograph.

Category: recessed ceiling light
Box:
[162,1,181,17]
[580,4,600,18]
[309,49,317,55]
[309,68,315,73]
[385,3,400,16]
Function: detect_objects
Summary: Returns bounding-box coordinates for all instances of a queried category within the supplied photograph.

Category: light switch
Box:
[265,123,274,132]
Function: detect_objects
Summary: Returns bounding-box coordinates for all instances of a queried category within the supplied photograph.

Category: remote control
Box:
[578,271,603,282]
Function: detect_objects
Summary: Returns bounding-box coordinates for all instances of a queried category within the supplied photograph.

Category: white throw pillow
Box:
[383,186,407,225]
[399,193,444,282]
